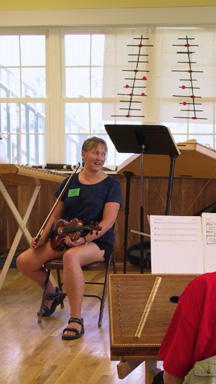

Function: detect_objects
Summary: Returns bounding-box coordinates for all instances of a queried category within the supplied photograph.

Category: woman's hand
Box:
[64,236,86,248]
[30,236,46,249]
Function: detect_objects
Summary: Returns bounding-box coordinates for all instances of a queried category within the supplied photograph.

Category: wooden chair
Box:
[38,250,116,326]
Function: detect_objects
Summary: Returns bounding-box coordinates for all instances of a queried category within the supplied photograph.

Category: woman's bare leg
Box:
[62,243,104,336]
[16,241,63,309]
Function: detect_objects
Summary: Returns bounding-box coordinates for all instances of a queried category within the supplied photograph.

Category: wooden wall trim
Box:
[1,174,216,261]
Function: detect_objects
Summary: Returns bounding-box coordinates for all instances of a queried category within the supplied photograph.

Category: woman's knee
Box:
[16,250,32,272]
[16,251,26,271]
[63,249,80,268]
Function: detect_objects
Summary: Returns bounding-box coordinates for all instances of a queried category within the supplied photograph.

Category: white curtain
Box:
[102,26,216,127]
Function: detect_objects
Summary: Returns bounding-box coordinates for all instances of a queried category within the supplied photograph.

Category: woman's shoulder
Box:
[105,174,121,186]
[180,272,216,304]
[55,173,79,194]
[188,272,216,288]
[61,172,79,184]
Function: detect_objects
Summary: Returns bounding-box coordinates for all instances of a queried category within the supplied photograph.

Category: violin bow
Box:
[34,163,81,244]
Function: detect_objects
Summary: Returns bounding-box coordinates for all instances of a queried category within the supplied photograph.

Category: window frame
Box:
[0,24,216,166]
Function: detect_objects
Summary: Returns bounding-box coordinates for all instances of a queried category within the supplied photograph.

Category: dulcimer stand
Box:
[105,124,180,273]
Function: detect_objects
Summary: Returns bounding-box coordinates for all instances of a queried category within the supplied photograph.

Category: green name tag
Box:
[68,188,80,197]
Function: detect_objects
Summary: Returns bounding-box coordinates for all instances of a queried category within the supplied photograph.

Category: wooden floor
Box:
[0,264,150,384]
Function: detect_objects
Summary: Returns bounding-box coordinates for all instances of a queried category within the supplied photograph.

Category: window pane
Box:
[21,35,46,66]
[91,103,114,133]
[92,35,105,66]
[0,33,46,165]
[189,123,213,134]
[0,134,8,162]
[65,68,90,97]
[21,134,45,164]
[22,68,46,97]
[91,67,103,98]
[163,122,187,135]
[65,35,90,66]
[0,36,19,66]
[4,134,20,163]
[0,67,20,97]
[21,103,45,133]
[91,103,104,133]
[65,103,89,133]
[0,103,19,133]
[65,134,88,165]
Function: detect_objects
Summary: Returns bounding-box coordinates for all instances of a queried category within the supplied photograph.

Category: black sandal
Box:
[38,287,66,318]
[62,317,84,340]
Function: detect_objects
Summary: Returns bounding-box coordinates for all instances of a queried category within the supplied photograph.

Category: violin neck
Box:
[61,226,88,234]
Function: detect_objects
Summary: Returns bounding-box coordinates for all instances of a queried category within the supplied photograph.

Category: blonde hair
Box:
[82,136,108,153]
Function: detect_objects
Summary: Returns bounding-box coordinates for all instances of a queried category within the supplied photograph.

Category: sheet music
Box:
[202,213,216,272]
[150,215,204,274]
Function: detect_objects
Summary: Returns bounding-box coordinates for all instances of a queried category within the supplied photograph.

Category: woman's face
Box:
[82,143,107,172]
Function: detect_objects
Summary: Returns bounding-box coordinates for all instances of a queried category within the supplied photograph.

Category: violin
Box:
[49,218,102,251]
[34,163,81,245]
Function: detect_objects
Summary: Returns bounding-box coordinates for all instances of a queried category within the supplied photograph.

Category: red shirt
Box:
[158,272,216,378]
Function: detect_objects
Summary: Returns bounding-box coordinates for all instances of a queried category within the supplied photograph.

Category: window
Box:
[62,28,216,167]
[63,33,120,166]
[0,33,46,164]
[0,27,216,167]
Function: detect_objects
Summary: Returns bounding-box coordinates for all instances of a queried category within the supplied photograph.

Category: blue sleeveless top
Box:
[55,173,122,245]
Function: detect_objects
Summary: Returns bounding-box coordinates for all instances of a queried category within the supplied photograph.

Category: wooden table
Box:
[0,164,65,289]
[108,273,197,382]
[117,140,216,178]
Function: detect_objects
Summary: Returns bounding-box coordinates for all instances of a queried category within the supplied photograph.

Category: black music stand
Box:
[105,124,180,274]
[122,170,134,274]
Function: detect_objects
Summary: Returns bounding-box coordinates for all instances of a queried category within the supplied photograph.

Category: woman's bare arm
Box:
[163,371,184,384]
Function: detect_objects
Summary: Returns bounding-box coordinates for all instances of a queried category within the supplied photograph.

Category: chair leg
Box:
[38,269,51,323]
[98,255,112,327]
[56,270,65,308]
[38,253,115,325]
